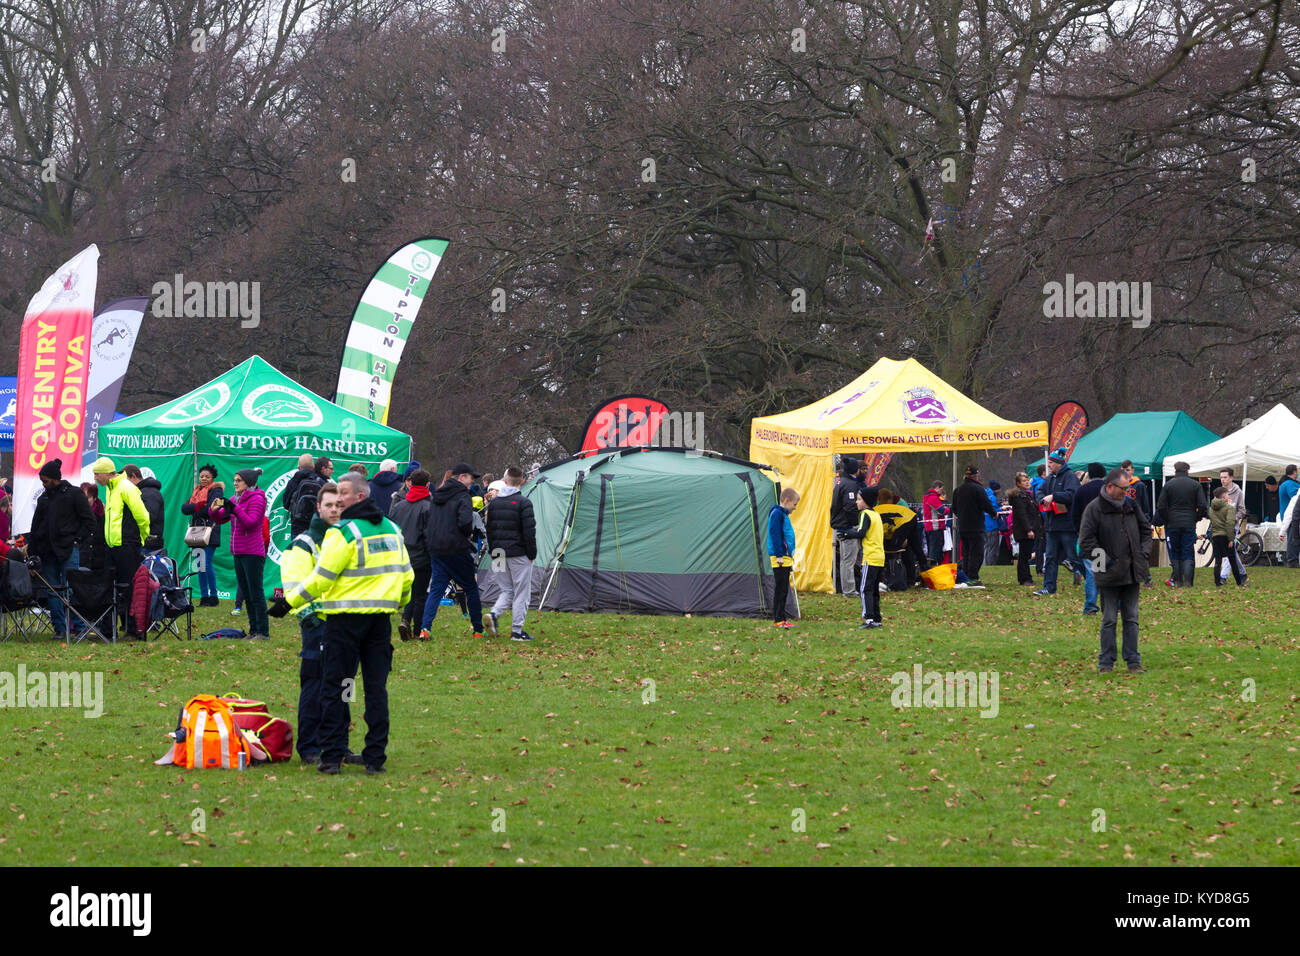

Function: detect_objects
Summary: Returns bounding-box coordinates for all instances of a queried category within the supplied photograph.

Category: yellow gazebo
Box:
[749,357,1048,593]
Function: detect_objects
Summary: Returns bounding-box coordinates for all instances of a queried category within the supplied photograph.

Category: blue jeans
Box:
[1076,541,1098,612]
[40,546,78,635]
[925,530,945,565]
[1166,527,1195,564]
[422,553,483,632]
[197,545,217,598]
[1042,530,1082,593]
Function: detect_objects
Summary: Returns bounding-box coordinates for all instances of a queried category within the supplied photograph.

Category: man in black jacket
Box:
[418,462,485,639]
[829,457,862,596]
[389,469,433,642]
[1156,460,1208,587]
[1070,463,1106,615]
[484,466,538,641]
[287,456,333,538]
[1034,448,1084,597]
[31,458,94,637]
[124,465,164,540]
[1079,469,1152,673]
[951,465,998,585]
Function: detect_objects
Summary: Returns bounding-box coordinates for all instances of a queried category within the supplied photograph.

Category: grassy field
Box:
[1,564,1298,866]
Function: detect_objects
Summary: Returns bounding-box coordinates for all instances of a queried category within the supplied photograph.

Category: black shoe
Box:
[365,765,386,774]
[858,621,882,629]
[343,752,365,765]
[398,621,413,642]
[511,629,534,641]
[1128,664,1146,674]
[1098,665,1114,673]
[317,763,341,774]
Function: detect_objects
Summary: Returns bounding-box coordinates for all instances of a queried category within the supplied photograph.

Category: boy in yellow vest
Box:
[847,485,885,628]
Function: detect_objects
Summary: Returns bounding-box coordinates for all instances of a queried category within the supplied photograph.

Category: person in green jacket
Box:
[92,457,150,637]
[1209,487,1247,587]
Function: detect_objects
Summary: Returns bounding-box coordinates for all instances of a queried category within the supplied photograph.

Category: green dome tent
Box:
[479,447,790,618]
[98,355,413,599]
[1030,411,1219,475]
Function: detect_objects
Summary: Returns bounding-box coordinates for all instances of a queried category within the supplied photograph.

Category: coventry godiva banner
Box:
[13,244,100,534]
[334,237,449,424]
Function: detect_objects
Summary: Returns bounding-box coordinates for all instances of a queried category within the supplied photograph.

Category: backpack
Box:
[156,694,256,769]
[291,474,325,527]
[221,695,294,762]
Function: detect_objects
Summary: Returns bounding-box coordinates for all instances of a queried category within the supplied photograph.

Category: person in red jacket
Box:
[921,481,949,564]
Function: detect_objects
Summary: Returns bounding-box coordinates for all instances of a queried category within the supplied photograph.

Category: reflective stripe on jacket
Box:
[285,512,413,615]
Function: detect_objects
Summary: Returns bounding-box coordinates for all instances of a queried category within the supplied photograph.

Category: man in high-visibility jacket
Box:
[92,457,150,637]
[270,471,413,774]
[279,480,345,766]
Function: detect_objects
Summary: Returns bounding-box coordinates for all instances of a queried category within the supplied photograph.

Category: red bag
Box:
[222,695,294,762]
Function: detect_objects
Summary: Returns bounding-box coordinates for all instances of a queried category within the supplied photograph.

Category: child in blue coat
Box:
[767,488,800,627]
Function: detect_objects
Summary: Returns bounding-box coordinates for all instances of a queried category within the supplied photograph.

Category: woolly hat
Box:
[38,458,62,480]
[403,460,422,479]
[1087,462,1106,479]
[1048,447,1069,465]
[236,468,262,488]
[859,484,880,508]
[988,480,1001,491]
[841,457,859,476]
[92,457,117,475]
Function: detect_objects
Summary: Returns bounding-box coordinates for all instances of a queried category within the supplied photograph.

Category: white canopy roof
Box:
[1161,403,1300,479]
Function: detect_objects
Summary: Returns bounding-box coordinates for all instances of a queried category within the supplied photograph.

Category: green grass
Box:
[2,565,1298,866]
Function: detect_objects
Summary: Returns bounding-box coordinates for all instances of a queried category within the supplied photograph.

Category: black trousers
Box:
[772,565,792,622]
[318,613,392,768]
[859,564,882,623]
[1015,538,1035,583]
[109,543,141,633]
[1211,536,1245,585]
[959,531,984,581]
[404,565,432,626]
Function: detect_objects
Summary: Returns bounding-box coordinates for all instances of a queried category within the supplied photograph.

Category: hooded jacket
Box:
[285,496,413,616]
[829,472,862,531]
[424,479,475,556]
[921,489,948,532]
[485,488,537,561]
[389,485,433,569]
[1209,497,1237,538]
[31,479,95,562]
[369,469,404,517]
[1079,491,1152,588]
[1037,465,1082,533]
[767,504,795,560]
[137,477,165,538]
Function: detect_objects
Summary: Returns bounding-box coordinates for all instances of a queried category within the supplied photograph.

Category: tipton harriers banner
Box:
[13,244,100,533]
[80,296,148,479]
[334,237,449,424]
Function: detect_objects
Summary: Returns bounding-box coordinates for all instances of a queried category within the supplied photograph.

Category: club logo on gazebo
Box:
[900,386,949,424]
[243,383,323,428]
[159,382,232,425]
[817,380,880,421]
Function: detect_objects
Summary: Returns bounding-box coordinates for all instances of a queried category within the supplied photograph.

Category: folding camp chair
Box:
[0,556,55,641]
[65,566,119,644]
[138,550,195,640]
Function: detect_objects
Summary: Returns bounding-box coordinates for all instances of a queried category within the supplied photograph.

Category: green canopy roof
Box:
[1030,411,1220,475]
[102,354,410,461]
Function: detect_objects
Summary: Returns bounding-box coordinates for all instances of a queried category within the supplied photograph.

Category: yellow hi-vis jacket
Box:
[285,505,413,615]
[104,473,150,547]
[280,519,329,620]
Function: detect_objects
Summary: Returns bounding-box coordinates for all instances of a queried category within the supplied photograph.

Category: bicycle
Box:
[1195,528,1264,568]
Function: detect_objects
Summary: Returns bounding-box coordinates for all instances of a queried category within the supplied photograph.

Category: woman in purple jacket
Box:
[209,468,269,638]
